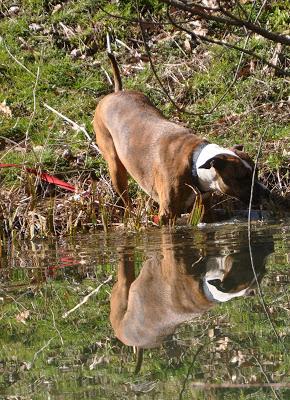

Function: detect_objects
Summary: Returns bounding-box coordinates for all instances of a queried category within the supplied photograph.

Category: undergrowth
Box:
[0,0,289,237]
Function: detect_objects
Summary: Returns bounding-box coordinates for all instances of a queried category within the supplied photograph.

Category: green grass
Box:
[1,0,289,185]
[0,1,289,237]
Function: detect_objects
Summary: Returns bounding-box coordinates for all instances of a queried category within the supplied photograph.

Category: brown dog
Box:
[110,229,272,351]
[93,53,268,222]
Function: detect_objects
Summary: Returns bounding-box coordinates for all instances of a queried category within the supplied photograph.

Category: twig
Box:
[251,351,282,400]
[136,0,201,116]
[116,38,132,52]
[43,103,100,154]
[62,275,112,319]
[191,382,289,389]
[31,337,55,367]
[24,66,40,149]
[51,308,64,346]
[98,4,189,25]
[225,333,283,400]
[178,342,208,400]
[101,65,113,85]
[1,37,36,77]
[203,0,267,113]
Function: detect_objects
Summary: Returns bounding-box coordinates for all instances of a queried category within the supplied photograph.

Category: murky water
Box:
[0,220,289,399]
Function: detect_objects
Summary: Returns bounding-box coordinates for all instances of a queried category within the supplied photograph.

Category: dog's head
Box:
[198,144,269,206]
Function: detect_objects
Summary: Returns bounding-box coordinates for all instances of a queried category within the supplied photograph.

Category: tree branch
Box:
[167,11,290,77]
[162,0,290,46]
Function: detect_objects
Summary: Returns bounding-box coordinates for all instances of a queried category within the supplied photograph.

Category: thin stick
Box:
[191,382,289,389]
[167,12,290,78]
[162,0,290,46]
[1,38,36,77]
[247,128,285,351]
[43,103,100,154]
[31,337,55,367]
[62,275,112,319]
[24,66,40,149]
[101,66,113,86]
[179,342,208,400]
[106,32,112,53]
[251,351,281,400]
[51,308,64,346]
[136,0,198,115]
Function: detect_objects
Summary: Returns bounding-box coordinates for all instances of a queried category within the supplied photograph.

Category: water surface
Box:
[0,220,289,399]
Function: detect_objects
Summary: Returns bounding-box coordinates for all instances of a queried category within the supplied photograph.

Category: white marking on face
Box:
[195,144,252,191]
[202,257,250,302]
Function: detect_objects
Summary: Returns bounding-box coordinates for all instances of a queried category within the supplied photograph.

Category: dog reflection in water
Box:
[110,230,273,372]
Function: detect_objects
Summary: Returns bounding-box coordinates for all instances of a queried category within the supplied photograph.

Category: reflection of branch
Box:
[247,128,286,352]
[62,275,112,319]
[162,0,290,46]
[167,11,290,77]
[228,334,283,400]
[178,342,208,400]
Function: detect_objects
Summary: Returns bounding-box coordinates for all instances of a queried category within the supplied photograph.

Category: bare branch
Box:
[162,0,290,46]
[167,11,290,77]
[43,103,100,154]
[136,0,201,115]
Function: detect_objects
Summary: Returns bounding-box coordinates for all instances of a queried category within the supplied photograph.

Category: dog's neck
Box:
[203,278,249,302]
[191,141,210,191]
[193,143,239,192]
[202,258,250,302]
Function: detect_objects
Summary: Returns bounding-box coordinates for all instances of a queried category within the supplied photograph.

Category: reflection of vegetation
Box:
[0,228,289,399]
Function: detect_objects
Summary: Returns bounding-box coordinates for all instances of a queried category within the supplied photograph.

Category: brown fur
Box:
[93,56,267,222]
[110,230,271,349]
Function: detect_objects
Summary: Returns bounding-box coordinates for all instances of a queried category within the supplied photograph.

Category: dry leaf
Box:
[52,4,62,14]
[8,6,20,16]
[0,101,12,117]
[16,310,30,324]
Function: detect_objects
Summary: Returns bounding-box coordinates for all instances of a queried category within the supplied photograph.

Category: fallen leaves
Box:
[0,101,12,118]
[16,310,30,324]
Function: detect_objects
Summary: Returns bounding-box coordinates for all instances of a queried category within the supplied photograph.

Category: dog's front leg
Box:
[158,186,179,225]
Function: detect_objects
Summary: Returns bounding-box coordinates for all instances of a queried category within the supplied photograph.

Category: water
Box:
[0,220,289,399]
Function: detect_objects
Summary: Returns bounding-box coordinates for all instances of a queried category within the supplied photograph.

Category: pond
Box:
[0,219,289,400]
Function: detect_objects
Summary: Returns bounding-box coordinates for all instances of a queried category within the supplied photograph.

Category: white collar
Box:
[196,144,239,169]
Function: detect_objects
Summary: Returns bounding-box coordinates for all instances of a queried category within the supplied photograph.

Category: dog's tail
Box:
[107,52,123,92]
[107,33,122,92]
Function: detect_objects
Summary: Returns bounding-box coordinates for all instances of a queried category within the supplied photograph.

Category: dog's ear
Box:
[232,144,244,151]
[199,154,230,170]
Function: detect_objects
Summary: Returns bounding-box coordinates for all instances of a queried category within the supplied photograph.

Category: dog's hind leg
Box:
[108,155,129,207]
[94,119,129,207]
